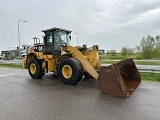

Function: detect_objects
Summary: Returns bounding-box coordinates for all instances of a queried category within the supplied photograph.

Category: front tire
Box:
[28,59,45,79]
[58,58,83,85]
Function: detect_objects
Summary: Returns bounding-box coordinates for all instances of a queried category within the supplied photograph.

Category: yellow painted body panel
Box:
[82,46,101,69]
[23,57,27,68]
[47,58,57,72]
[23,48,57,72]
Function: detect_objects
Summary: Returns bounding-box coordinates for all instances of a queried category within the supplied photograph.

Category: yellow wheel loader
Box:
[23,27,141,97]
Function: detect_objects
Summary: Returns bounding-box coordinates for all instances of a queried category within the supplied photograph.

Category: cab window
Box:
[46,32,53,45]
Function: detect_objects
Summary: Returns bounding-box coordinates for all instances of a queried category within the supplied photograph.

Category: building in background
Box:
[21,45,32,57]
[1,44,31,60]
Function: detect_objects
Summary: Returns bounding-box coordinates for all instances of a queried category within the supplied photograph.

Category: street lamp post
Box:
[74,33,78,46]
[18,20,27,59]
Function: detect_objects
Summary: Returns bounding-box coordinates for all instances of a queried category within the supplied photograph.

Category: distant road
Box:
[1,59,160,73]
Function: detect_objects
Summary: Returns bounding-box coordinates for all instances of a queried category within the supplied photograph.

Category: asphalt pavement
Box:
[0,67,160,120]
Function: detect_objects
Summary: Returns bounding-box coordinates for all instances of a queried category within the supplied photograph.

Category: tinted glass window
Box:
[58,31,70,45]
[46,32,53,45]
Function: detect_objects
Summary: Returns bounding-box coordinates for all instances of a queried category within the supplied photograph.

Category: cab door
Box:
[42,31,61,55]
[53,31,61,55]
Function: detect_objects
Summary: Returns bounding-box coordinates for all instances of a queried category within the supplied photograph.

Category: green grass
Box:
[99,54,145,60]
[140,72,160,82]
[0,63,23,69]
[100,55,126,60]
[135,61,160,65]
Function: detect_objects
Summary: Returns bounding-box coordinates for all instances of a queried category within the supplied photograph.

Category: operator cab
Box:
[42,27,72,55]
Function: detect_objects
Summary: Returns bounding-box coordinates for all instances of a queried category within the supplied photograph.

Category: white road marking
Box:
[0,73,17,78]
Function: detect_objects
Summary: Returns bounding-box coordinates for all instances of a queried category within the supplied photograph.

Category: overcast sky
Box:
[0,0,160,52]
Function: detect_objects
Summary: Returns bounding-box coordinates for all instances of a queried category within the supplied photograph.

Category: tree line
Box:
[107,34,160,59]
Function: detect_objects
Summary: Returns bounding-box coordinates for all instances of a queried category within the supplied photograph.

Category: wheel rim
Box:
[62,65,72,79]
[30,63,36,74]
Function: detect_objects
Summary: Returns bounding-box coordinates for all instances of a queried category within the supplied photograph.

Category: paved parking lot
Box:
[0,67,160,120]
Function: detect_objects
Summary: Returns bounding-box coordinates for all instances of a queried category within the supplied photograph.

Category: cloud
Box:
[69,0,160,51]
[0,0,160,52]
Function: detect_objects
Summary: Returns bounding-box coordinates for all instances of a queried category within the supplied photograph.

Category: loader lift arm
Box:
[66,45,100,79]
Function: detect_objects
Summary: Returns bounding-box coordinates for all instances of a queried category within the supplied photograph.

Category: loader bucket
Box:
[98,58,141,97]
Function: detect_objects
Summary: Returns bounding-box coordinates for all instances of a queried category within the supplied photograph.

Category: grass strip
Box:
[140,72,160,82]
[0,63,23,69]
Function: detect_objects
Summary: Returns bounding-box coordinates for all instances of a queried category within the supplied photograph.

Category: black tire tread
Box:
[28,59,45,79]
[58,58,83,85]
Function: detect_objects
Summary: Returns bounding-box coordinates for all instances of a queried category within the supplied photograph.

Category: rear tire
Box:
[58,58,83,85]
[28,59,45,79]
